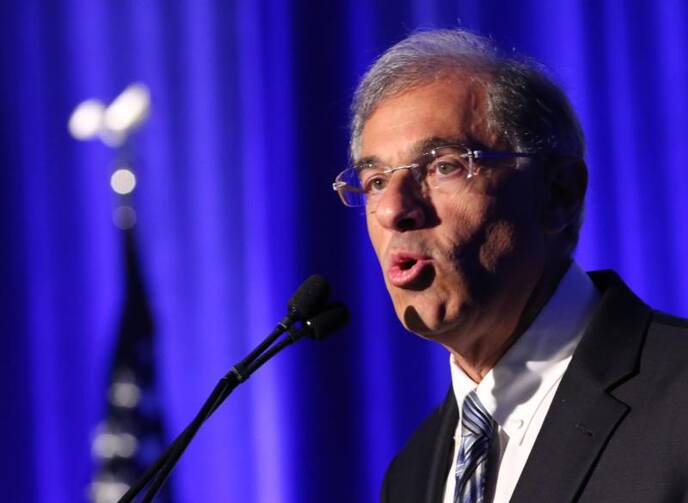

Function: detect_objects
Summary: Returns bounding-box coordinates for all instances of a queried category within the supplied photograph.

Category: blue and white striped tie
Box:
[454,390,495,503]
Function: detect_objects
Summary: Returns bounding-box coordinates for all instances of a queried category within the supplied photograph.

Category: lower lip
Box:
[388,259,433,288]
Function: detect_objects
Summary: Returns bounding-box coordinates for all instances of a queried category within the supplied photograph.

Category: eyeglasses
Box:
[332,144,537,209]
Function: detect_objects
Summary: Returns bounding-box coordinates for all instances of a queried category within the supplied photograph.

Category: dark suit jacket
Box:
[381,270,688,503]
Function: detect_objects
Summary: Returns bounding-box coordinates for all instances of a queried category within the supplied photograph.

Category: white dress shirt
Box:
[442,262,601,503]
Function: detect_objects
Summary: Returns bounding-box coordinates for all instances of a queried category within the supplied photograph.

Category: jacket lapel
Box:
[510,271,651,503]
[424,389,458,503]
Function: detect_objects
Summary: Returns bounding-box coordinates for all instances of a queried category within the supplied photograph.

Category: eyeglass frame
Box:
[331,144,540,208]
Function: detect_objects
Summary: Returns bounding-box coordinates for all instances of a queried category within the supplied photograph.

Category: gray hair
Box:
[349,28,586,250]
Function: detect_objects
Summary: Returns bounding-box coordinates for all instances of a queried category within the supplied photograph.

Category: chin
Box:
[397,298,464,340]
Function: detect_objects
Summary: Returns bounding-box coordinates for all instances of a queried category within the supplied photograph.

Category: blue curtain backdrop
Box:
[2,0,687,501]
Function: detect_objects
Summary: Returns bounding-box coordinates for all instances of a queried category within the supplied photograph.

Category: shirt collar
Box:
[450,262,600,441]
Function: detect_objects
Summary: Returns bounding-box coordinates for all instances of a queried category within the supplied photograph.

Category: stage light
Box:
[68,82,150,147]
[103,83,150,138]
[110,168,137,195]
[113,206,137,229]
[68,99,105,140]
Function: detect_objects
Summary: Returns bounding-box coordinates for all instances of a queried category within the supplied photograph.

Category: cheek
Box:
[366,216,386,263]
[436,194,485,237]
[477,202,546,276]
[440,191,533,275]
[477,173,545,261]
[479,221,518,272]
[439,195,493,258]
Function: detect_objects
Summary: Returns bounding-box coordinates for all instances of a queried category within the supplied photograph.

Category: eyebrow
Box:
[410,136,467,155]
[354,155,382,172]
[354,136,474,172]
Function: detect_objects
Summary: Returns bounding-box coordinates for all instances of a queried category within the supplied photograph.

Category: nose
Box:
[372,171,428,231]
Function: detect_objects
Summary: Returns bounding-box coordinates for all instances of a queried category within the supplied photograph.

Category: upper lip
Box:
[388,250,432,269]
[385,250,434,289]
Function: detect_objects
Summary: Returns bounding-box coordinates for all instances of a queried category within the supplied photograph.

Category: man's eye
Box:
[362,174,388,193]
[430,158,466,176]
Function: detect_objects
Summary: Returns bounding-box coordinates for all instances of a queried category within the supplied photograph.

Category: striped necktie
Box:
[454,390,495,503]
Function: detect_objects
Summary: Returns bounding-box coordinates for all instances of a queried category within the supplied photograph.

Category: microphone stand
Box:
[119,318,306,502]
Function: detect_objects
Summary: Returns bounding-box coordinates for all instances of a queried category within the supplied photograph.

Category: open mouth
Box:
[387,252,434,289]
[399,258,417,271]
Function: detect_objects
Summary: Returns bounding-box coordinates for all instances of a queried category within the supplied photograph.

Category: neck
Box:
[451,257,572,383]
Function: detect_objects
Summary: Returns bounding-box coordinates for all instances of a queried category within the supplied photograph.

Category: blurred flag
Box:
[89,229,173,503]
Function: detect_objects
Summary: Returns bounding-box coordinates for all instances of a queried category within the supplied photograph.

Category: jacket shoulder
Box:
[641,309,688,380]
[651,310,688,330]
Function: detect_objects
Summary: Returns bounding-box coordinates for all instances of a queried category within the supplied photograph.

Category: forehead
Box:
[358,75,493,162]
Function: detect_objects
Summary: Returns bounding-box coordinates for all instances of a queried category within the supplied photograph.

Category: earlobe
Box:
[542,158,587,235]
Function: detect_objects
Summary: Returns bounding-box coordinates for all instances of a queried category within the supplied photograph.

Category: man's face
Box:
[359,75,549,350]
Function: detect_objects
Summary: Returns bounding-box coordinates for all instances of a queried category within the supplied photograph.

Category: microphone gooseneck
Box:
[118,274,348,503]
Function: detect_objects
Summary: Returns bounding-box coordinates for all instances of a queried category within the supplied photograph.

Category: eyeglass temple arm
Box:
[472,150,536,160]
[332,180,366,193]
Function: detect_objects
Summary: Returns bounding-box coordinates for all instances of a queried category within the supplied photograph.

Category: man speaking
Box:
[332,29,688,502]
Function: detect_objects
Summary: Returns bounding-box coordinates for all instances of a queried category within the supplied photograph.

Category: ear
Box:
[542,157,587,235]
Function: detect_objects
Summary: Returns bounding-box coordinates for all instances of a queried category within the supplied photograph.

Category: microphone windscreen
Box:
[287,274,331,320]
[304,302,350,340]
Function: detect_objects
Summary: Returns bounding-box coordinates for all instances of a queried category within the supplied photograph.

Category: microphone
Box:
[302,302,350,340]
[235,275,331,382]
[119,275,348,503]
[243,302,351,376]
[287,274,331,321]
